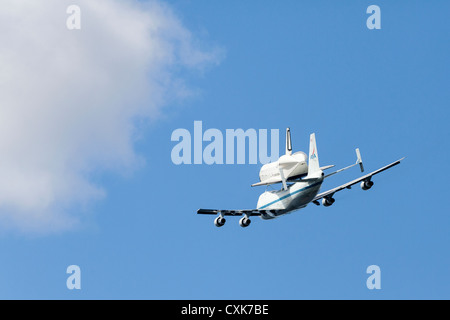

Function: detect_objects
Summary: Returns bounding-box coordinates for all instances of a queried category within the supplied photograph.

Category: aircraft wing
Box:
[197,208,283,216]
[251,165,335,187]
[313,157,405,203]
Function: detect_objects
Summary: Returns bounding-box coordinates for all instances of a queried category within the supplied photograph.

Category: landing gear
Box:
[239,216,251,228]
[214,216,226,227]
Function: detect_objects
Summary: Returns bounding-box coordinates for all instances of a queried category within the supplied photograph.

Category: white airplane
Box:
[198,128,404,228]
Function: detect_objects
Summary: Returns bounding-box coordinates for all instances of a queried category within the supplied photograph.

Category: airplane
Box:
[197,128,404,228]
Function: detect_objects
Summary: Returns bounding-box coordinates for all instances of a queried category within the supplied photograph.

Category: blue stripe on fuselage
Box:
[258,181,322,209]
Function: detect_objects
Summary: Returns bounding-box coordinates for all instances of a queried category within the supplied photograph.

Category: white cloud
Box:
[0,0,221,233]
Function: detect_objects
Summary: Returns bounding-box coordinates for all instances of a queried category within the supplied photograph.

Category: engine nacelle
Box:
[361,180,374,190]
[239,217,251,228]
[214,216,226,227]
[257,152,308,185]
[322,197,335,207]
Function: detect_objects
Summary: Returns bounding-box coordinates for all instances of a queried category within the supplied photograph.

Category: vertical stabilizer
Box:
[308,133,321,176]
[355,148,364,172]
[286,128,292,156]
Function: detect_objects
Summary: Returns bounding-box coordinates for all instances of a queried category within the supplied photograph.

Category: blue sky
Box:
[1,0,449,299]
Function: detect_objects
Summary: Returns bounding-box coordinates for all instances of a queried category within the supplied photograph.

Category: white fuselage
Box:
[256,176,324,219]
[258,151,308,184]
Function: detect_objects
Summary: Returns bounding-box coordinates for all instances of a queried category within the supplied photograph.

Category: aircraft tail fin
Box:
[355,148,364,172]
[307,133,322,177]
[286,128,292,155]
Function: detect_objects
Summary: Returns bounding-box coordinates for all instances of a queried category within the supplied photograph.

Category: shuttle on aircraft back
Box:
[198,128,404,228]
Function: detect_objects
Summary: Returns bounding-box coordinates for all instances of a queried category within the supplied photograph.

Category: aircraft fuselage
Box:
[256,176,324,219]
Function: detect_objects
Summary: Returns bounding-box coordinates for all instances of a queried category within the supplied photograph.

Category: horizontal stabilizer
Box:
[323,148,364,178]
[314,157,405,202]
[251,174,313,187]
[251,178,282,187]
[324,162,358,178]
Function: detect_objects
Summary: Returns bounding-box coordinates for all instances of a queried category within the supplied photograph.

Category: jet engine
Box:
[322,197,335,207]
[214,216,226,227]
[361,180,374,190]
[239,217,251,228]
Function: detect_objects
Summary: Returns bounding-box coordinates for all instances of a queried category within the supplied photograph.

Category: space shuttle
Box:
[199,128,403,228]
[252,128,362,190]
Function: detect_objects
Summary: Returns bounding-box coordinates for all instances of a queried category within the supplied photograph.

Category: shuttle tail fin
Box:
[286,128,292,155]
